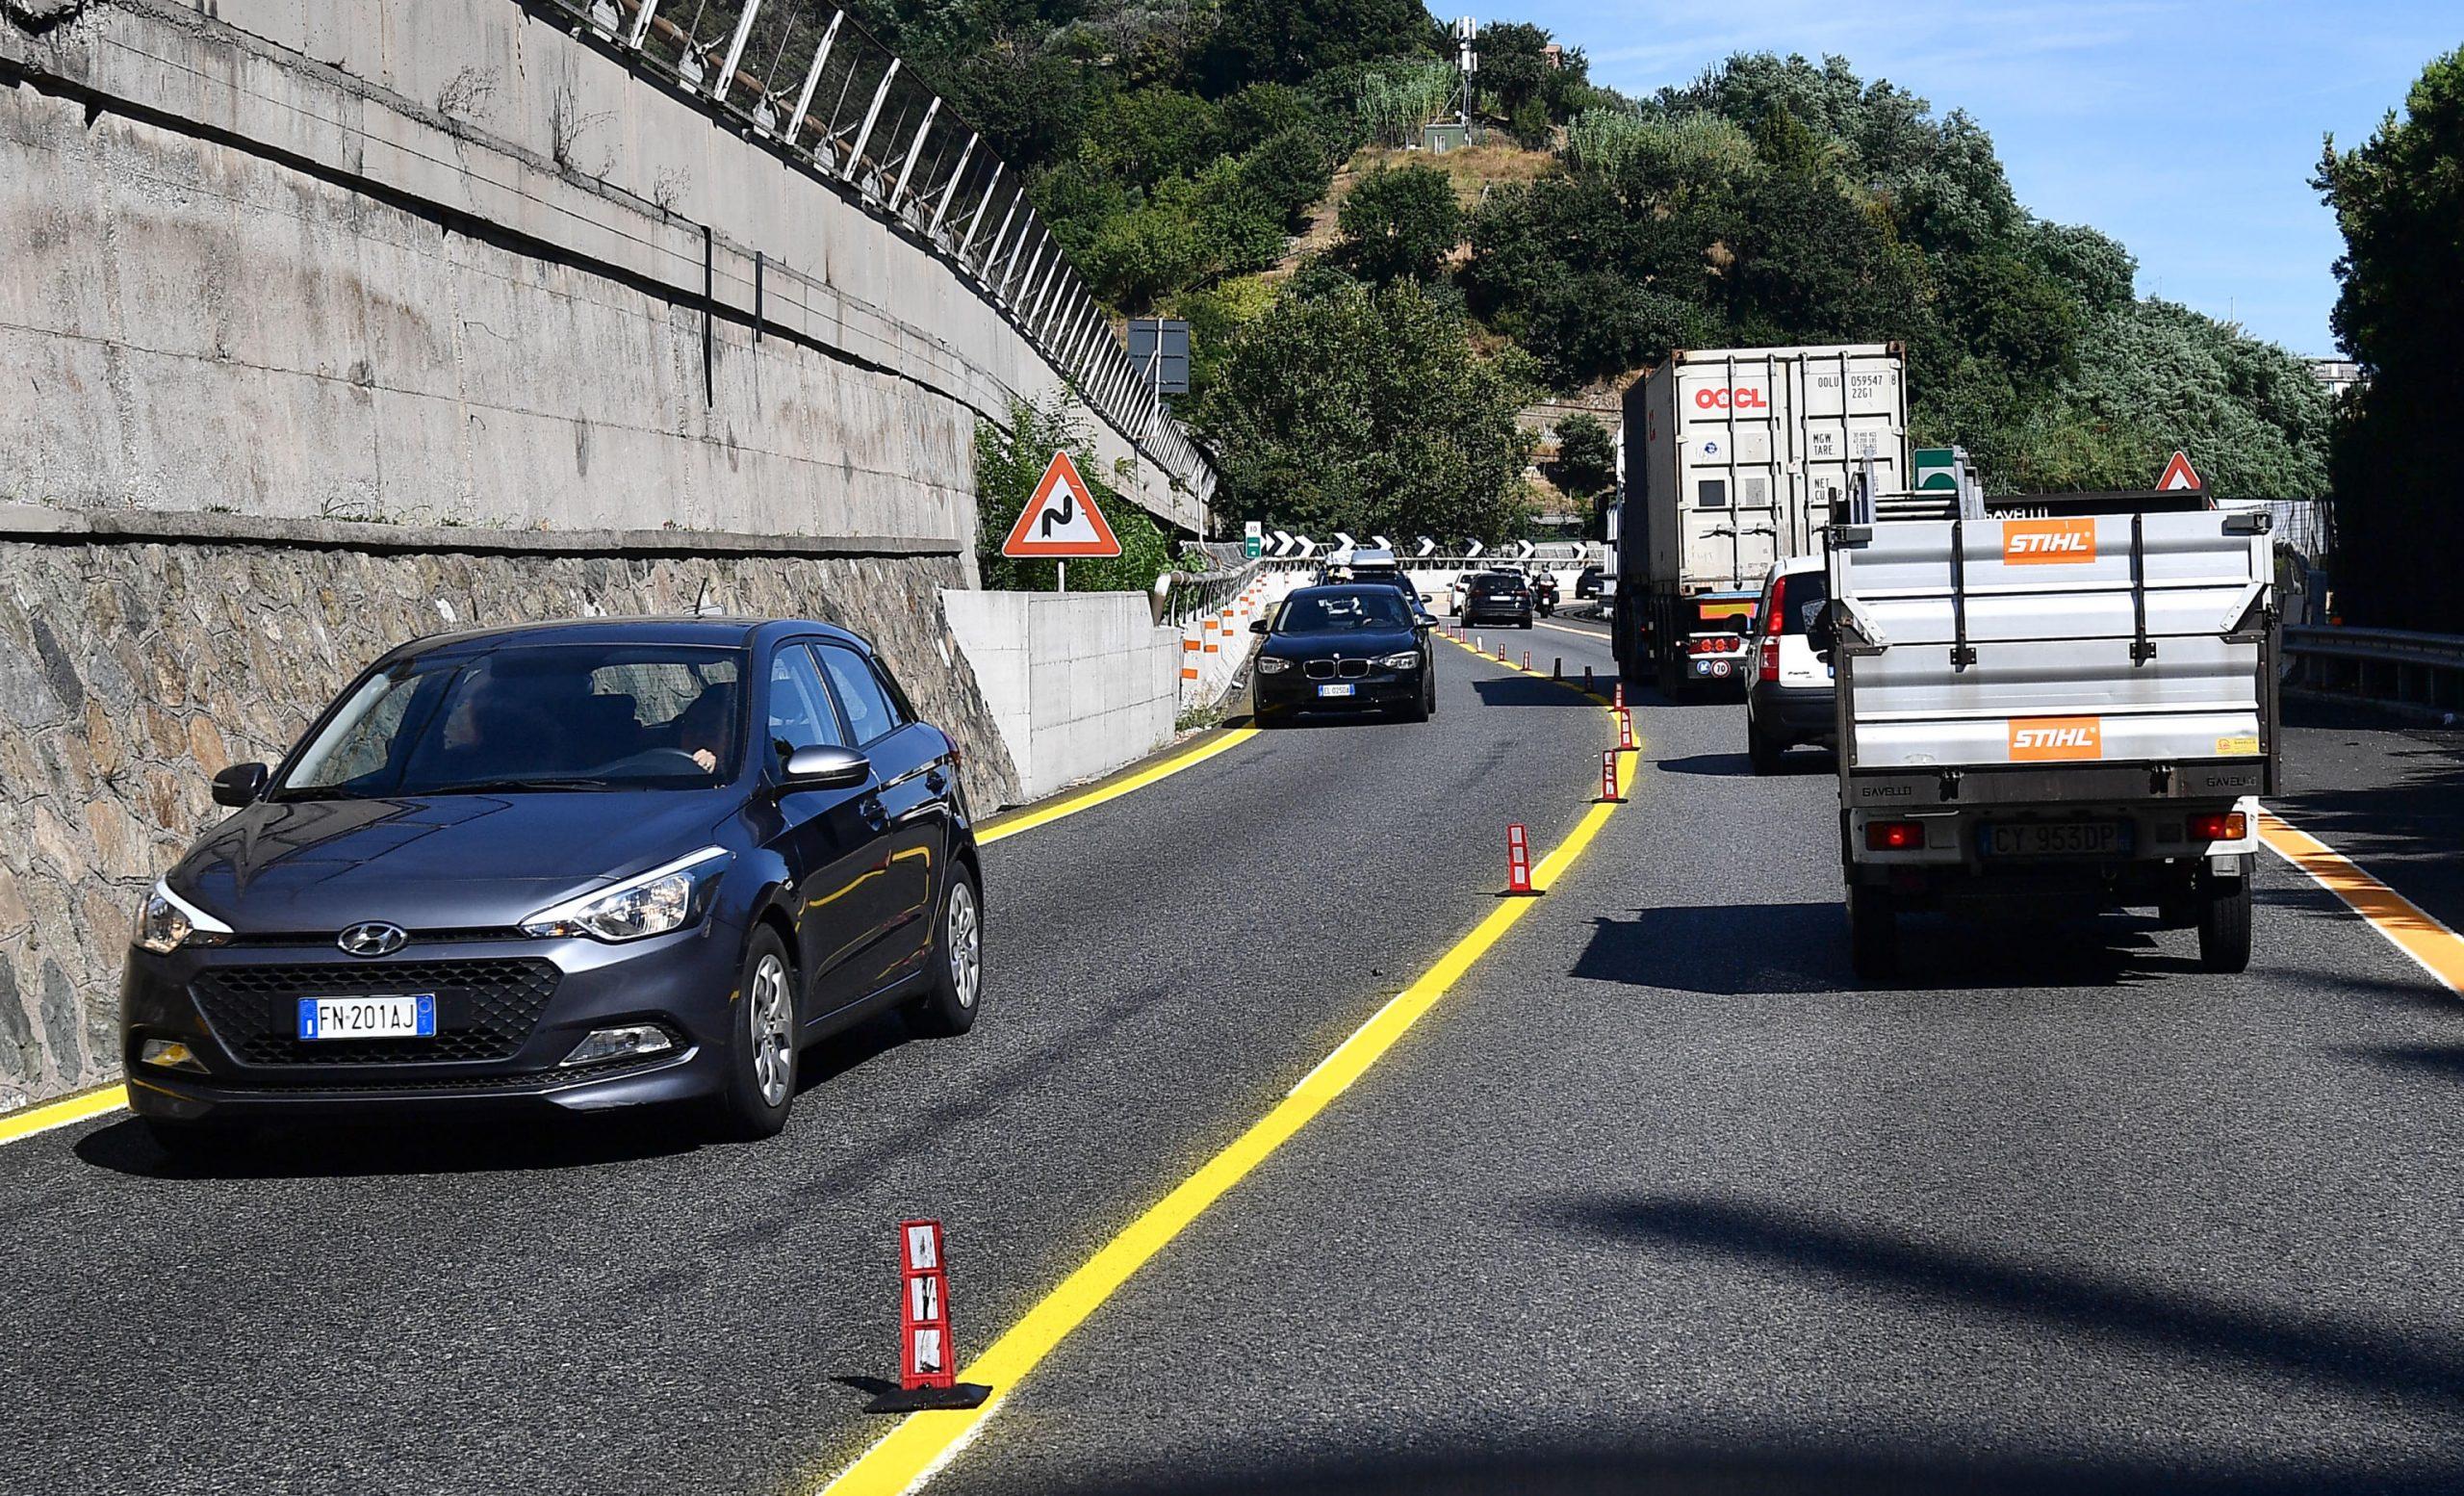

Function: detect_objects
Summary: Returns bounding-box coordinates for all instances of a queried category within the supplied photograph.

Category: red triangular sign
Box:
[1000,451,1122,559]
[2155,451,2202,492]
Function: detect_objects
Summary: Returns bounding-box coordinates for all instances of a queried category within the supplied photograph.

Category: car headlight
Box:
[522,847,731,942]
[1255,657,1292,675]
[1374,651,1423,671]
[134,880,233,955]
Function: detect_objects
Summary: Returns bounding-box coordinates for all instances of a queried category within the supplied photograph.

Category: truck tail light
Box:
[1865,820,1925,852]
[2187,811,2246,841]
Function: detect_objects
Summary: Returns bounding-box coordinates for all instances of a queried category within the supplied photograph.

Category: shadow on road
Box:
[1572,903,2207,995]
[1040,1441,2461,1495]
[1470,676,1598,708]
[1547,1192,2464,1410]
[1656,749,1835,778]
[74,1108,705,1180]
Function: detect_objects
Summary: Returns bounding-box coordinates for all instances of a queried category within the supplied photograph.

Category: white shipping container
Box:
[1620,344,1912,593]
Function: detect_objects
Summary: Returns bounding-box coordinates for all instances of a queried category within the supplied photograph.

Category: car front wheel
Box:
[908,864,984,1037]
[713,927,797,1140]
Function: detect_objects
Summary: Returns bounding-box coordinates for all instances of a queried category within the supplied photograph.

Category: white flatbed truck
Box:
[1821,497,2279,979]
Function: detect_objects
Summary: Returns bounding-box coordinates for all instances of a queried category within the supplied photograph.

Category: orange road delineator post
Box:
[1617,709,1636,752]
[1495,642,1508,661]
[1505,823,1536,895]
[1613,681,1625,711]
[1583,665,1595,691]
[1553,657,1562,680]
[866,1220,992,1413]
[1601,750,1625,804]
[1522,650,1531,670]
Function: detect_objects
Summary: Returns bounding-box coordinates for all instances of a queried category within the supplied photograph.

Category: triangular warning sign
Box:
[1001,451,1122,559]
[2155,451,2203,492]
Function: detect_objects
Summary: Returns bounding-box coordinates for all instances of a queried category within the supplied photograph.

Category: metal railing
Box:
[2285,625,2464,720]
[1153,558,1263,628]
[559,0,1213,505]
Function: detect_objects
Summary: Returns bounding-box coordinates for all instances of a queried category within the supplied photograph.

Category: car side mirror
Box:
[781,744,872,790]
[211,762,269,808]
[1249,618,1269,634]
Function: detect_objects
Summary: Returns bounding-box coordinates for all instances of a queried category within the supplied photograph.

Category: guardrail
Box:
[2285,625,2464,720]
[556,0,1213,505]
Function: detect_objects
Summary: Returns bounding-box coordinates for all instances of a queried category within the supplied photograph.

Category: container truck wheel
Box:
[2196,860,2253,973]
[1849,884,1897,981]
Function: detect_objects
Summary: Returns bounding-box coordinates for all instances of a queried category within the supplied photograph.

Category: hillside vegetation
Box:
[851,0,2330,543]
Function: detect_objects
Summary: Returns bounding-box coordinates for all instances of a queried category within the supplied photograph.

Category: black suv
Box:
[1461,572,1535,629]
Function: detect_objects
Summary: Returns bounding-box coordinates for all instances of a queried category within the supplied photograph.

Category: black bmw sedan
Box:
[1249,585,1436,724]
[120,618,984,1151]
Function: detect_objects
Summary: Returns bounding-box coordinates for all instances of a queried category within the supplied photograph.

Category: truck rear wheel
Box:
[2197,860,2253,973]
[1849,884,1897,981]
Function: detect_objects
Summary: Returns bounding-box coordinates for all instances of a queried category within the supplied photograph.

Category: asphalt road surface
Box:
[6,617,2459,1496]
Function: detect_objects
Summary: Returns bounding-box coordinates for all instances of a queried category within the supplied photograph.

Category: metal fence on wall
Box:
[558,0,1214,507]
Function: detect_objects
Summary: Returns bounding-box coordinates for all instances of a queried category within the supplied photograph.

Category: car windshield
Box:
[1278,591,1413,632]
[274,643,749,799]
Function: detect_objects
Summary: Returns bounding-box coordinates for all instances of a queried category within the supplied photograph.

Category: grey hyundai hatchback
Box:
[120,618,985,1152]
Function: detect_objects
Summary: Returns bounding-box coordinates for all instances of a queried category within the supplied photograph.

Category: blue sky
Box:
[1508,1,2459,355]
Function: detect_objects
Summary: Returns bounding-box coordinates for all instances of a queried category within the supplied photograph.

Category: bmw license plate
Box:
[297,993,437,1041]
[1981,822,2128,859]
[1317,683,1355,698]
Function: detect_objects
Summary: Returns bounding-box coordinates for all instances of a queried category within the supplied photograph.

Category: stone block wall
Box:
[0,525,1018,1112]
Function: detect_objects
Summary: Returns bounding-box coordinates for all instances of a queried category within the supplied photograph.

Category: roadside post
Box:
[863,1220,991,1413]
[1601,751,1625,804]
[1617,709,1635,752]
[1505,823,1535,895]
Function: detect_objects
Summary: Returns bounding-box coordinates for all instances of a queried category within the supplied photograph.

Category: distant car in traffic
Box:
[1460,571,1535,630]
[1574,565,1604,600]
[121,618,985,1154]
[1747,555,1835,773]
[1251,585,1436,723]
[1322,547,1427,604]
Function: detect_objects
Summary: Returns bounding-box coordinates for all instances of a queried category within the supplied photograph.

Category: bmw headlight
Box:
[134,880,232,955]
[522,847,731,942]
[1255,657,1292,675]
[1374,651,1423,671]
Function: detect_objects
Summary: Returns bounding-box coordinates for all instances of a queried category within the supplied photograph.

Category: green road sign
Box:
[1914,448,1960,492]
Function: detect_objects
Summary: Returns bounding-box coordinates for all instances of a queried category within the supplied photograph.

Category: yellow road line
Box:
[2259,812,2464,995]
[0,732,1267,1148]
[811,661,1633,1496]
[976,729,1261,846]
[1436,630,1626,719]
[0,1084,130,1147]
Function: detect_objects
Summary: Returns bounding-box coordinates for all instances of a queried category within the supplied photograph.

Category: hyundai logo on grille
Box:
[337,922,409,958]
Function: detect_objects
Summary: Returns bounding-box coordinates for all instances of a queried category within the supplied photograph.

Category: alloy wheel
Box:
[747,952,793,1107]
[946,881,981,1011]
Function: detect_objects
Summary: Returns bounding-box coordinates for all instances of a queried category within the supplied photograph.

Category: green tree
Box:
[1546,413,1617,499]
[1330,164,1463,284]
[1201,0,1441,90]
[1195,280,1537,543]
[2316,46,2464,629]
[975,398,1183,592]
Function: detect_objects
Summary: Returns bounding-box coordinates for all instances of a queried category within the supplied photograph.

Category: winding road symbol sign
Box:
[1002,451,1122,559]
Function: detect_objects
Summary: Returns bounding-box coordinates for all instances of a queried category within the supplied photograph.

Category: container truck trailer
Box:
[1611,344,1912,693]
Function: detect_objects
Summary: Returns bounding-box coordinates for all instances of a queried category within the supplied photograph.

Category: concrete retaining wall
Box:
[940,591,1177,805]
[0,515,1017,1113]
[0,0,1206,542]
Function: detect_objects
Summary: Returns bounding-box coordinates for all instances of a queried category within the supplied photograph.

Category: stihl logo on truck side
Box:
[1693,387,1769,410]
[2008,717,2103,761]
[2002,518,2098,564]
